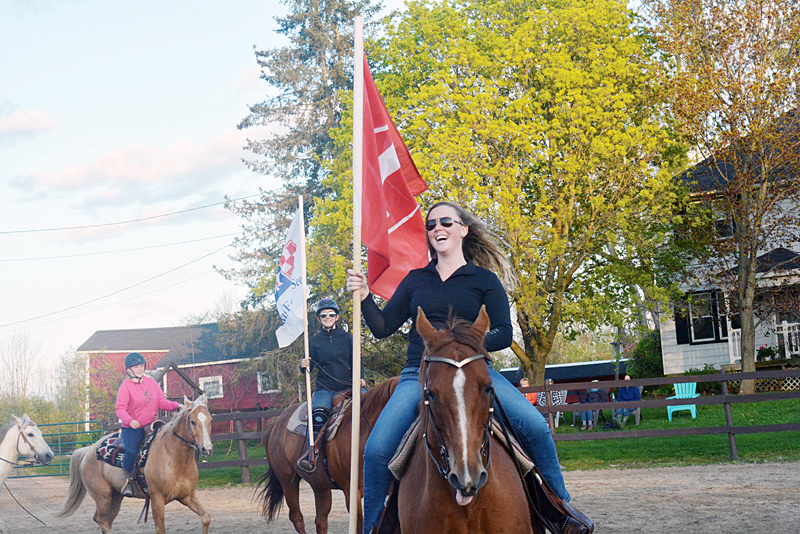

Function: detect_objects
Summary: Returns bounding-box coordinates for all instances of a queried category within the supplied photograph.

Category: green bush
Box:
[626,330,664,385]
[684,364,721,394]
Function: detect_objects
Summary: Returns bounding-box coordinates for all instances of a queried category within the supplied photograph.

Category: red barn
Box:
[77,323,281,431]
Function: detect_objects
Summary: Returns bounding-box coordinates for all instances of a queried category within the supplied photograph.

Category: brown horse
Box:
[256,377,398,534]
[395,307,537,534]
[57,395,214,534]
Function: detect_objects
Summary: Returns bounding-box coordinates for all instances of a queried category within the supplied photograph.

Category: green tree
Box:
[372,0,685,383]
[643,0,800,393]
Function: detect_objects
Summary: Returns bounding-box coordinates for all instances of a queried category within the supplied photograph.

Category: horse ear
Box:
[472,305,490,337]
[183,395,191,407]
[416,307,438,347]
[11,414,23,426]
[196,393,208,405]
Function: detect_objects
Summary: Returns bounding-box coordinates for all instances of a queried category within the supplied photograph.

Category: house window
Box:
[675,290,730,345]
[199,376,223,399]
[257,372,278,394]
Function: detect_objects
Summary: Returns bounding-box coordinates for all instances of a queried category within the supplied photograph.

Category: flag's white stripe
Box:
[374,124,389,133]
[388,205,420,235]
[378,144,401,183]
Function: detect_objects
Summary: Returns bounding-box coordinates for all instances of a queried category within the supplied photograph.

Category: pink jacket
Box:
[115,376,182,428]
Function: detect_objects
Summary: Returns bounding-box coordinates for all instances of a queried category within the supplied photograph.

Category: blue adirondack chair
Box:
[666,382,701,421]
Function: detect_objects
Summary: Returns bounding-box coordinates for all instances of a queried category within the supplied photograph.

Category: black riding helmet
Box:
[124,352,146,369]
[316,298,339,316]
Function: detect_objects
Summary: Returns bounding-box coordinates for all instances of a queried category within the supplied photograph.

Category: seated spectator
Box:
[614,374,641,429]
[519,377,538,405]
[579,381,607,431]
[538,378,565,407]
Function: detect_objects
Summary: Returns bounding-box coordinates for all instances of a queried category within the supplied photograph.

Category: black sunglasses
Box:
[425,217,464,231]
[318,312,338,318]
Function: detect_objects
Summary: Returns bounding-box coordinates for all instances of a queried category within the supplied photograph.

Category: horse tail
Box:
[254,423,284,522]
[56,446,90,517]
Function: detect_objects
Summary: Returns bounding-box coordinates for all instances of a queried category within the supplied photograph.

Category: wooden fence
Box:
[527,368,800,460]
[188,368,800,483]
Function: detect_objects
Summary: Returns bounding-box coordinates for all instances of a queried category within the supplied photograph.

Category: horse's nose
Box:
[447,466,487,495]
[38,451,54,466]
[201,446,213,458]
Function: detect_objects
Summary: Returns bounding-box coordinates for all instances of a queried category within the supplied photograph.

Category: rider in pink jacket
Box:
[115,352,181,497]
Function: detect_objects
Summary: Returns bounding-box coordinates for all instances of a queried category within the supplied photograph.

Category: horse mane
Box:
[420,316,489,377]
[0,424,10,446]
[361,376,399,423]
[162,404,191,434]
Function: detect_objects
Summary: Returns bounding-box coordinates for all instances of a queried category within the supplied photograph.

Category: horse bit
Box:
[422,353,495,483]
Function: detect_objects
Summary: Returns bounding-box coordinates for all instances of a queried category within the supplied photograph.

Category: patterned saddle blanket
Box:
[96,423,163,470]
[287,398,350,441]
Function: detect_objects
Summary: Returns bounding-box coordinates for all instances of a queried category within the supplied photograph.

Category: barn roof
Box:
[77,323,235,368]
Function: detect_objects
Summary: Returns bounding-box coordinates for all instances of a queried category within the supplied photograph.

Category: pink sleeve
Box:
[154,381,182,411]
[115,383,133,427]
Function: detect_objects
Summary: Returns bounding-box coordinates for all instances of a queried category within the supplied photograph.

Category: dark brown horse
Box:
[396,307,537,534]
[257,377,398,534]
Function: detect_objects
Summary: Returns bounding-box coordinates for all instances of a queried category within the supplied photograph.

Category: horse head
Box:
[12,414,54,465]
[416,305,493,507]
[181,395,214,457]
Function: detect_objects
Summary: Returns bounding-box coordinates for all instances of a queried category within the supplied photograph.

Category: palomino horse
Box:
[0,415,55,490]
[257,377,398,534]
[57,395,214,534]
[394,307,537,534]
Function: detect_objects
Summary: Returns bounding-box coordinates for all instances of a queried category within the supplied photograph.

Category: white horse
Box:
[0,414,55,492]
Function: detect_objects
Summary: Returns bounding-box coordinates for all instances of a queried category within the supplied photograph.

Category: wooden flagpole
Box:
[349,15,364,534]
[299,195,314,449]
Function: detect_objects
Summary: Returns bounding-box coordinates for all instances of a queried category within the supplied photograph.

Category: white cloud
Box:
[0,109,56,141]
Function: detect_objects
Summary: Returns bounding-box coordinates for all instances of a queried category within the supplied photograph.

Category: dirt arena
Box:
[1,460,798,533]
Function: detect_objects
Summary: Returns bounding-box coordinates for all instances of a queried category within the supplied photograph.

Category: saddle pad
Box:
[95,426,161,470]
[287,402,309,437]
[387,416,534,480]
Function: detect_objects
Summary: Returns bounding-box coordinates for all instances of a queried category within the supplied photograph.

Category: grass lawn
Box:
[186,398,800,486]
[556,398,800,470]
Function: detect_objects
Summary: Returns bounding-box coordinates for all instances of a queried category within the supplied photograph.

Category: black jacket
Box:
[307,326,355,392]
[362,260,513,368]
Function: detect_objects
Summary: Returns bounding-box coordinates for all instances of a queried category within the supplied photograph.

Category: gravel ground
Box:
[1,460,798,533]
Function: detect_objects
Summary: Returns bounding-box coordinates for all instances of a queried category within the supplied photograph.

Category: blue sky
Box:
[1,0,400,376]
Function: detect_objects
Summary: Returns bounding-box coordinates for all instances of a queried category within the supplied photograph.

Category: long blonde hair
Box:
[426,201,517,291]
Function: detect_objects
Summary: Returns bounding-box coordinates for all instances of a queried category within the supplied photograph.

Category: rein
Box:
[421,353,494,490]
[0,423,38,467]
[172,408,202,456]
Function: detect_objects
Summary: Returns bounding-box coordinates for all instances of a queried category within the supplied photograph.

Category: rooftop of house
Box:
[77,323,251,368]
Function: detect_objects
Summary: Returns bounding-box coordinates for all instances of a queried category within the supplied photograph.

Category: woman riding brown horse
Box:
[391,307,537,534]
[257,377,398,534]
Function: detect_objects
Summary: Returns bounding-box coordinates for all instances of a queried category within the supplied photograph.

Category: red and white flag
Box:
[360,54,428,299]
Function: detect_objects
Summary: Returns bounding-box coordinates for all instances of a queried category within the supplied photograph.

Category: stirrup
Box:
[297,448,317,473]
[122,476,136,497]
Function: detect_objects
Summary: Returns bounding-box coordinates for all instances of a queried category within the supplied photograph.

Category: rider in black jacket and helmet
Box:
[298,298,364,472]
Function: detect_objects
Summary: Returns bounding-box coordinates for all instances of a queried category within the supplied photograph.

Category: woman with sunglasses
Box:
[297,298,365,472]
[347,201,593,534]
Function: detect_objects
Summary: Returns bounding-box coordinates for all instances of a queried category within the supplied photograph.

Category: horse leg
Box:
[283,474,308,534]
[105,491,124,532]
[312,486,333,534]
[179,489,211,534]
[150,493,169,534]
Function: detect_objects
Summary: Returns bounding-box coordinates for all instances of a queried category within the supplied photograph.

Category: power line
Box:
[0,233,239,262]
[0,245,231,329]
[14,268,226,330]
[0,193,260,235]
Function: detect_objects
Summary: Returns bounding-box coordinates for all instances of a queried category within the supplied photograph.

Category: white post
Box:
[299,195,314,448]
[349,15,364,534]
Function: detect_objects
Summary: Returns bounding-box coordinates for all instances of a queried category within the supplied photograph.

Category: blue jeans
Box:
[581,410,594,423]
[121,426,144,474]
[362,365,569,534]
[616,407,631,418]
[312,389,335,411]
